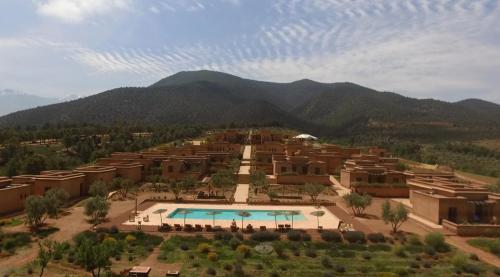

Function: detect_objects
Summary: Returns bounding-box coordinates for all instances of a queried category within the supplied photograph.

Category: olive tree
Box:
[249,170,269,194]
[44,187,69,219]
[25,195,47,230]
[343,192,372,216]
[381,200,409,233]
[304,183,325,204]
[84,197,109,224]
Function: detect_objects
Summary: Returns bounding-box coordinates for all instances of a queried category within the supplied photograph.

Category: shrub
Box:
[223,263,233,271]
[233,263,245,277]
[321,231,342,243]
[255,264,264,270]
[321,256,333,268]
[424,232,450,253]
[236,244,252,258]
[229,238,241,250]
[462,263,484,275]
[207,252,218,261]
[234,232,244,241]
[335,265,346,273]
[286,230,302,241]
[251,231,280,242]
[408,235,422,246]
[362,252,371,260]
[125,234,136,243]
[394,246,407,258]
[367,233,385,243]
[305,248,317,258]
[343,231,365,244]
[423,262,432,268]
[409,261,420,269]
[493,267,500,276]
[180,243,189,251]
[323,272,334,277]
[302,233,311,241]
[273,242,286,258]
[109,225,119,234]
[341,250,356,258]
[214,231,233,241]
[368,244,392,252]
[424,246,436,256]
[469,253,479,261]
[206,267,216,275]
[197,243,211,253]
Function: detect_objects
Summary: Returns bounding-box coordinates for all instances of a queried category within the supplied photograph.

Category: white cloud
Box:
[37,0,131,23]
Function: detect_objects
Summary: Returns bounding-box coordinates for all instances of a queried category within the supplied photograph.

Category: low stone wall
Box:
[353,186,409,198]
[442,219,500,237]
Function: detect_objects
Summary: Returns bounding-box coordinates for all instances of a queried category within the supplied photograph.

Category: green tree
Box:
[25,195,47,230]
[343,192,372,216]
[249,170,268,194]
[381,200,409,233]
[37,240,53,277]
[23,154,47,174]
[89,181,109,198]
[44,187,69,219]
[228,158,241,173]
[211,169,236,198]
[114,178,134,199]
[84,197,109,224]
[304,183,325,204]
[169,180,182,201]
[75,239,112,277]
[147,175,165,193]
[181,175,197,193]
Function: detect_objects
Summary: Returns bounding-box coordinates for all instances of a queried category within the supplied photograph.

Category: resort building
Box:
[409,177,500,225]
[272,154,331,185]
[74,165,117,194]
[340,155,408,197]
[162,156,210,181]
[0,177,32,215]
[12,171,86,199]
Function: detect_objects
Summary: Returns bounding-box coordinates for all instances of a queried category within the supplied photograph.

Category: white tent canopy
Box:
[293,134,318,140]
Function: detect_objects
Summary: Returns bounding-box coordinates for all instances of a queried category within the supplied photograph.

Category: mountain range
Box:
[0,90,82,116]
[1,70,500,140]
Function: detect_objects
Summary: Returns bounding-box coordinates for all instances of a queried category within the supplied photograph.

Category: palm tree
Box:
[267,211,283,230]
[236,211,251,229]
[153,208,167,226]
[177,209,192,227]
[310,210,325,229]
[206,210,221,226]
[284,210,301,229]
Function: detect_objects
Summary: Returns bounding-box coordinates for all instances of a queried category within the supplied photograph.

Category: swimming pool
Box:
[167,208,306,221]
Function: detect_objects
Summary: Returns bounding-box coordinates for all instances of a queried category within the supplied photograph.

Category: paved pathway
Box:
[234,184,249,203]
[329,176,351,196]
[242,145,251,160]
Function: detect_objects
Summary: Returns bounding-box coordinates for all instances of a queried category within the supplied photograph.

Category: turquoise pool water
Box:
[167,208,306,221]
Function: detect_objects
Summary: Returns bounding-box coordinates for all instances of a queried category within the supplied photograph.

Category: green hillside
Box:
[1,70,500,141]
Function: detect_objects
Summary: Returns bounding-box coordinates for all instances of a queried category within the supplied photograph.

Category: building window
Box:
[315,167,321,175]
[281,167,287,173]
[168,166,174,173]
[356,177,362,182]
[393,178,399,183]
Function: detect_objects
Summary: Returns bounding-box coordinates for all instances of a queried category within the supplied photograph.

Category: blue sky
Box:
[1,0,500,104]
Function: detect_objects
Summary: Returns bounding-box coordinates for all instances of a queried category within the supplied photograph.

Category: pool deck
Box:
[123,203,340,230]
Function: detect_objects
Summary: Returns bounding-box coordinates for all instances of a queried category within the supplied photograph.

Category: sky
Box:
[1,0,500,104]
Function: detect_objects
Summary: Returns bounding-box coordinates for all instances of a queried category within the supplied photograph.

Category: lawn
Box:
[467,238,500,257]
[158,231,498,277]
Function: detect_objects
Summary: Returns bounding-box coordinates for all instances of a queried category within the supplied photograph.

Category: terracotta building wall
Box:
[0,184,32,215]
[116,166,143,184]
